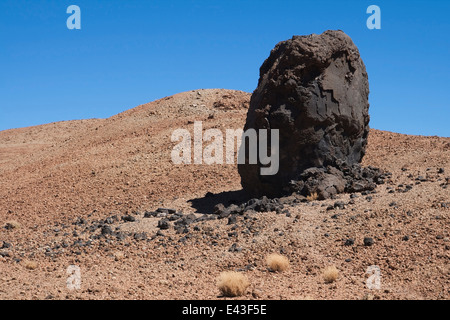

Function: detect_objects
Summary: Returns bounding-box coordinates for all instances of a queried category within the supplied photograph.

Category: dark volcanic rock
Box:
[121,215,136,222]
[363,237,374,246]
[157,219,170,230]
[238,30,381,199]
[101,225,113,236]
[344,238,355,246]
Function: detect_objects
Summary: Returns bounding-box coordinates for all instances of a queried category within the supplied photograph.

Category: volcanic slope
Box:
[0,89,448,300]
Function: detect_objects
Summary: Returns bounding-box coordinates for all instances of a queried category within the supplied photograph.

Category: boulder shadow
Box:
[188,189,251,215]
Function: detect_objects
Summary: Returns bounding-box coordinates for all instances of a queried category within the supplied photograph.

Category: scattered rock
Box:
[344,239,355,246]
[1,241,12,249]
[227,216,237,225]
[252,288,263,299]
[363,237,374,246]
[143,211,157,218]
[389,201,398,208]
[228,243,242,253]
[101,225,113,236]
[121,215,136,222]
[334,201,346,209]
[416,176,428,182]
[175,213,197,227]
[133,232,147,241]
[157,219,170,230]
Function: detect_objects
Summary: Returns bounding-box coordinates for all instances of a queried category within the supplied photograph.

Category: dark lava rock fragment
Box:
[101,225,113,236]
[344,239,355,246]
[121,215,136,222]
[133,232,148,241]
[363,237,374,246]
[238,30,385,199]
[157,219,170,230]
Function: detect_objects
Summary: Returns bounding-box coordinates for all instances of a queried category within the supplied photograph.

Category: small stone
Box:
[143,211,155,218]
[344,239,355,246]
[74,217,86,225]
[121,215,136,222]
[1,241,12,249]
[334,201,346,209]
[389,201,397,207]
[156,230,165,237]
[114,232,127,241]
[168,212,183,221]
[104,217,115,224]
[175,213,197,226]
[227,216,237,225]
[101,225,113,236]
[228,243,242,253]
[157,219,170,230]
[213,203,226,215]
[133,232,147,241]
[363,237,374,246]
[402,235,409,241]
[252,288,262,299]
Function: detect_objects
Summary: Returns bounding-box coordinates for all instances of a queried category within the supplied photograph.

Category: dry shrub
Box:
[5,220,21,230]
[266,253,290,272]
[24,260,38,270]
[306,192,318,202]
[217,271,250,297]
[323,265,339,283]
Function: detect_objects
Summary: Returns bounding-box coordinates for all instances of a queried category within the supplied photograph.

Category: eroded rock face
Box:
[238,30,381,198]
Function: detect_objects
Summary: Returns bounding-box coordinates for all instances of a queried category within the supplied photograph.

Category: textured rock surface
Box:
[238,30,376,198]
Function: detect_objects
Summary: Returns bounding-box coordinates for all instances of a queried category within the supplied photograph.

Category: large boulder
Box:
[238,30,379,198]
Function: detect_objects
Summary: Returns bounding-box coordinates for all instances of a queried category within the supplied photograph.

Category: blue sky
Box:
[1,0,449,136]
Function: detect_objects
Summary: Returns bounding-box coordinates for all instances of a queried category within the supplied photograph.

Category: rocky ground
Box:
[0,89,449,300]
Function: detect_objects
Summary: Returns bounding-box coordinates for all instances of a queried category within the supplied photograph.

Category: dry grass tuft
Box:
[24,260,38,270]
[306,192,318,202]
[217,271,250,297]
[323,265,339,283]
[5,220,21,230]
[266,253,290,272]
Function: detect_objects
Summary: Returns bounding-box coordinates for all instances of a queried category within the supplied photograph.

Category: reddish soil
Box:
[0,89,448,300]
